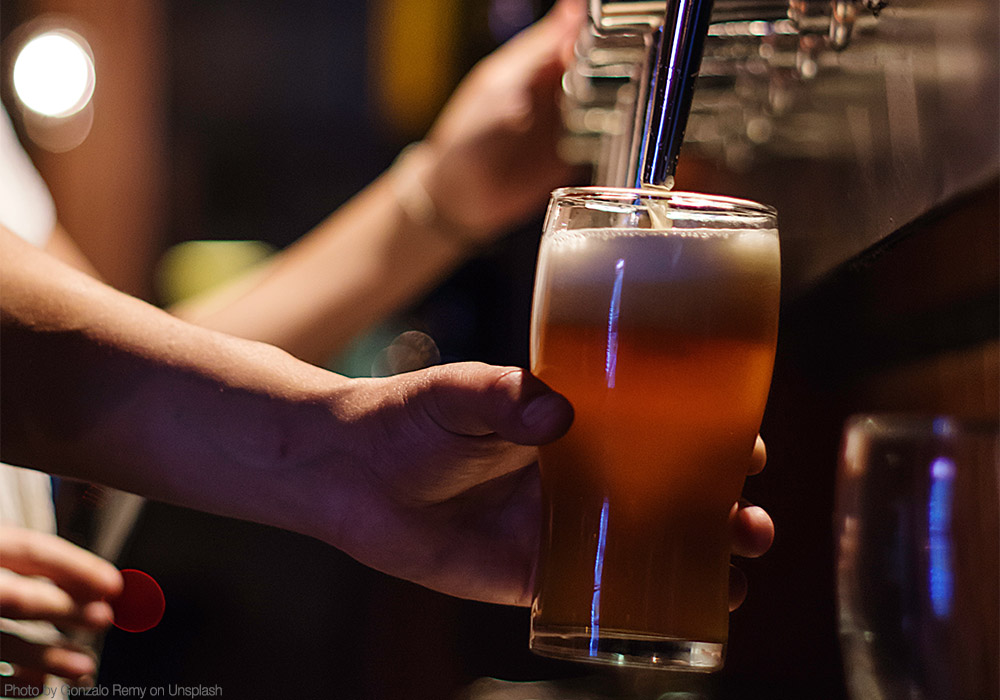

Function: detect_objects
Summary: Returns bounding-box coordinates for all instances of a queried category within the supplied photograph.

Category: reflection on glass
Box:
[836,415,999,700]
[529,187,780,671]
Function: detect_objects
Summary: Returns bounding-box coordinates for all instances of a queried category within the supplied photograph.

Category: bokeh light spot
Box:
[12,30,95,118]
[111,569,166,633]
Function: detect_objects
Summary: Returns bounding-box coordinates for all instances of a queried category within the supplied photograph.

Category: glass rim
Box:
[549,186,778,219]
[844,413,1000,440]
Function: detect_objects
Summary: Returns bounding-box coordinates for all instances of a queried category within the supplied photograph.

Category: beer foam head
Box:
[542,227,779,283]
[534,226,780,337]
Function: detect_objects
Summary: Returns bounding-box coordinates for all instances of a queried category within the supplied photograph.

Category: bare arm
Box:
[42,223,103,280]
[1,226,575,603]
[167,166,477,364]
[2,228,772,607]
[3,227,346,529]
[35,4,581,366]
[168,1,583,363]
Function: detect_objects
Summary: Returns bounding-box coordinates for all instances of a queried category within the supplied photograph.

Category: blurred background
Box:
[0,0,545,368]
[2,1,996,699]
[1,2,586,698]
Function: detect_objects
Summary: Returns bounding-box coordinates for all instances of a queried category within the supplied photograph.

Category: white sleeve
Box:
[0,104,56,248]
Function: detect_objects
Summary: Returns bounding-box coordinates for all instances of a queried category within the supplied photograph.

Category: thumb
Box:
[409,362,573,445]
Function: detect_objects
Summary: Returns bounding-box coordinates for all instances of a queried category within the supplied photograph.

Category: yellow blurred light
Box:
[370,0,460,136]
[13,30,95,118]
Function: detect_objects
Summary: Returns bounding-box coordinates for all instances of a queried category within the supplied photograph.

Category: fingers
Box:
[728,565,748,611]
[730,434,773,558]
[0,527,123,603]
[0,631,97,684]
[409,362,574,446]
[541,0,586,65]
[0,669,51,697]
[748,434,767,475]
[0,572,114,630]
[727,435,772,609]
[730,499,775,559]
[477,0,582,82]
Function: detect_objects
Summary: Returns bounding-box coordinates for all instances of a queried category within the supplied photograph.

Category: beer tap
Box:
[566,1,894,188]
[638,0,715,189]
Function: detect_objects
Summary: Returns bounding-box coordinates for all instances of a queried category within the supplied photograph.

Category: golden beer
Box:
[528,189,780,670]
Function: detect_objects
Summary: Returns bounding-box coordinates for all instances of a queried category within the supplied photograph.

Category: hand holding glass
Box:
[528,187,780,671]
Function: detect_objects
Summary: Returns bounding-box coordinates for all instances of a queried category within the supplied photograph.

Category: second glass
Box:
[528,187,780,671]
[836,415,1000,700]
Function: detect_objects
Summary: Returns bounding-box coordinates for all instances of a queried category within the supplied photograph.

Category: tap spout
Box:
[638,0,715,188]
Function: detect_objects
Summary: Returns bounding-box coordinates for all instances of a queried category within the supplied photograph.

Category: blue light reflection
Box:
[605,258,625,389]
[590,497,610,656]
[928,456,955,618]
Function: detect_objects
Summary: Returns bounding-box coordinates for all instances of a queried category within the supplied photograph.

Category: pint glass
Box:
[528,187,780,671]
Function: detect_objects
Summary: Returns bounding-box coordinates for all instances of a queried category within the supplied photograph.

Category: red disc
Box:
[111,569,165,633]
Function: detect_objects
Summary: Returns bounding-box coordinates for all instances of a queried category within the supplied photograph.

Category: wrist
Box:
[389,142,495,251]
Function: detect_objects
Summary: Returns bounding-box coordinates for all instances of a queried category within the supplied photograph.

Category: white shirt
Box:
[0,103,58,534]
[0,106,56,246]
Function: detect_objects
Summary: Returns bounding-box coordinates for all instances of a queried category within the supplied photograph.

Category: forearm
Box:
[1,228,350,535]
[170,154,478,365]
[161,1,582,366]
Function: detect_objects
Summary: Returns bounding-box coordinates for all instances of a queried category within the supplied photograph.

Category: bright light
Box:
[13,30,95,118]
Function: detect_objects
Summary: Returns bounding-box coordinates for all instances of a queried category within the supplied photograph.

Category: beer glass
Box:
[836,415,1000,700]
[528,187,780,671]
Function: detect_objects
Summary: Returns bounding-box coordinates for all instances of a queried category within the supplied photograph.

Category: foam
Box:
[547,227,777,244]
[542,227,779,284]
[533,226,780,336]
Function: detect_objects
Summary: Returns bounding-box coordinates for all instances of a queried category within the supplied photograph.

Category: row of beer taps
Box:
[563,0,890,185]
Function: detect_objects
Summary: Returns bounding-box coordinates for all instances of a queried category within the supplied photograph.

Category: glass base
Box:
[529,625,725,672]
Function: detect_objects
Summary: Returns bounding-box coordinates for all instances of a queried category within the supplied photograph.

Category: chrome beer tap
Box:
[638,0,716,188]
[563,1,892,187]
